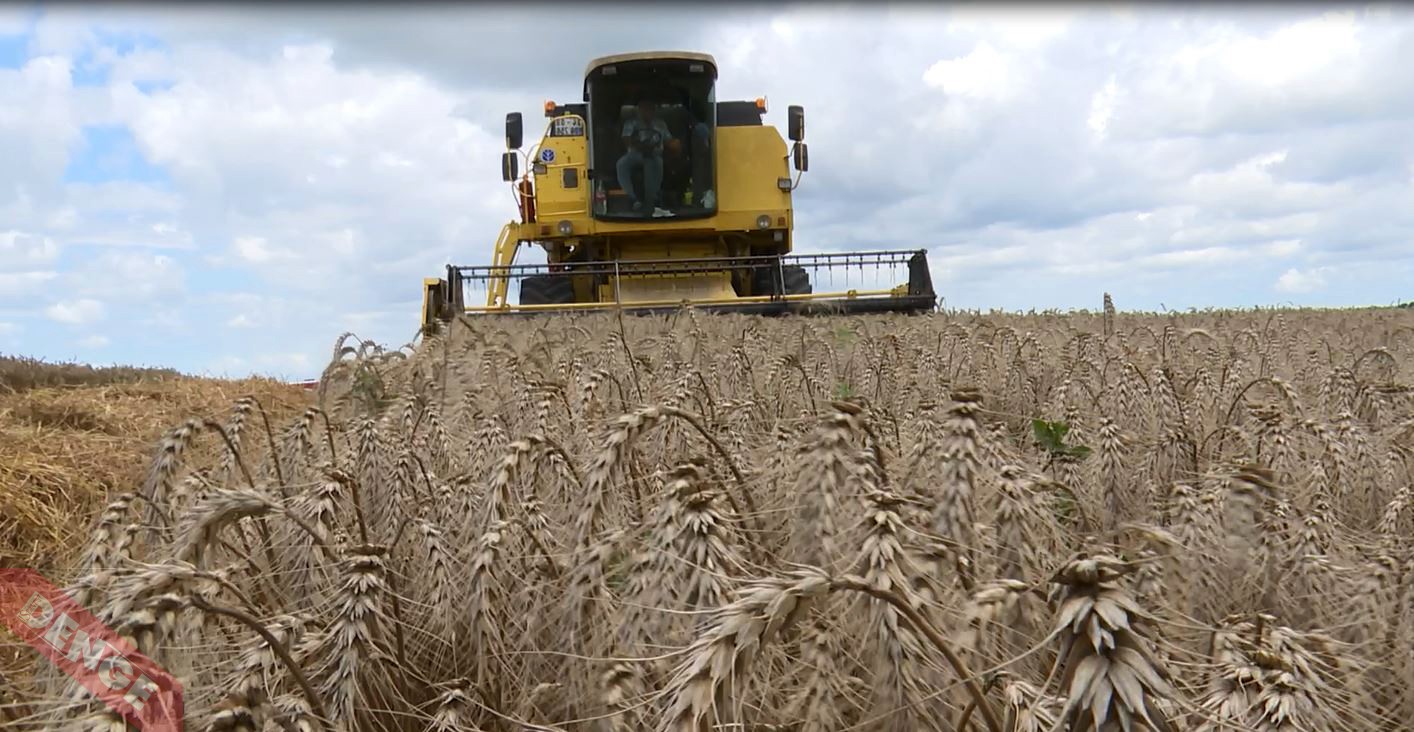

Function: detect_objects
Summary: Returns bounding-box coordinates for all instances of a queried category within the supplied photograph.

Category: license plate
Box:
[550,117,584,137]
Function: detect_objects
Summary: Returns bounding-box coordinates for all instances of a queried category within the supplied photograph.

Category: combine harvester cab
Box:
[422,51,936,327]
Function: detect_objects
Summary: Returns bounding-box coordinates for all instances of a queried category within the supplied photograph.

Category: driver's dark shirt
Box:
[622,117,671,156]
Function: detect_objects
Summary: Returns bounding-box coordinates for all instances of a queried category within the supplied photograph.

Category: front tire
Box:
[753,263,813,296]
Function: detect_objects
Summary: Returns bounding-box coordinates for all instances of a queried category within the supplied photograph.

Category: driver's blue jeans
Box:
[616,150,663,209]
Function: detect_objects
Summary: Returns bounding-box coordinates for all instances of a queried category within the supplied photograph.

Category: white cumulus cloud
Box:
[1275,267,1330,293]
[923,42,1015,100]
[46,298,106,325]
[0,231,59,270]
[0,271,58,300]
[1088,76,1119,139]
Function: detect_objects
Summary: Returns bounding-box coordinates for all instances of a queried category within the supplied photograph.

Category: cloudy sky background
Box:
[2,2,1412,377]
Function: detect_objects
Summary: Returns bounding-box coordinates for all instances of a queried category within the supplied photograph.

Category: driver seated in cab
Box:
[617,100,674,217]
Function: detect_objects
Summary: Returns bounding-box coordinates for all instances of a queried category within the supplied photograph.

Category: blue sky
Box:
[2,4,1413,378]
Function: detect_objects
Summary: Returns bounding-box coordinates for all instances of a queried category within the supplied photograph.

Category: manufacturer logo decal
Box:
[540,148,556,163]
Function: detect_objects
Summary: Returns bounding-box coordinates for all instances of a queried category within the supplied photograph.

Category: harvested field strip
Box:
[0,379,312,572]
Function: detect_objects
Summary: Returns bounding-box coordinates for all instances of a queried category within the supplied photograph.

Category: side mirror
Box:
[506,112,523,150]
[788,105,805,142]
[501,151,519,182]
[792,141,808,173]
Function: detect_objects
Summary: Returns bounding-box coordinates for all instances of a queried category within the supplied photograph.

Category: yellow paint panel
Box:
[618,242,719,260]
[614,273,736,303]
[715,126,792,219]
[533,117,589,219]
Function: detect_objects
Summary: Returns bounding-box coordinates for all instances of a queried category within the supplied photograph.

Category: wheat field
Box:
[6,303,1414,731]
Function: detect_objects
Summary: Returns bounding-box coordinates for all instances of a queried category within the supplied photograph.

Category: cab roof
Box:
[584,51,717,79]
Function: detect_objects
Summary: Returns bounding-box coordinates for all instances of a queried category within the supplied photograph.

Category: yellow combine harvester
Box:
[421,50,935,327]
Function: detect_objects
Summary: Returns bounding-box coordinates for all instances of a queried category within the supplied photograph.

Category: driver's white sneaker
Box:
[652,207,674,217]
